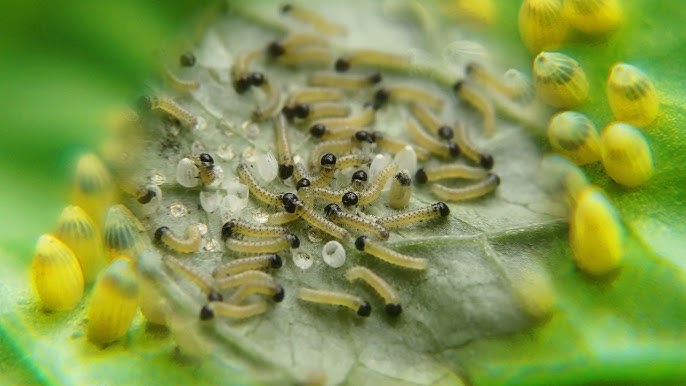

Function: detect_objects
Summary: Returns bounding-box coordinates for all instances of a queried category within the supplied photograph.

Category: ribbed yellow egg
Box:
[547,111,601,165]
[519,0,569,53]
[600,122,654,186]
[606,63,659,127]
[72,153,116,227]
[564,0,622,36]
[31,234,84,311]
[54,205,106,283]
[534,51,589,108]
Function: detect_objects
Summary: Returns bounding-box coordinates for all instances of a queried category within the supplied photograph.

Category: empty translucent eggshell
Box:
[322,240,347,268]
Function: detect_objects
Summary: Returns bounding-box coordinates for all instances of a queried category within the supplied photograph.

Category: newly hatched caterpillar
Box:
[213,254,283,277]
[103,204,146,262]
[570,186,623,276]
[518,0,569,53]
[606,63,659,127]
[564,0,622,36]
[453,81,496,137]
[287,87,344,105]
[232,49,264,93]
[406,118,460,159]
[377,202,450,229]
[373,85,445,110]
[372,131,432,161]
[162,65,200,93]
[222,219,288,240]
[281,3,347,36]
[162,255,221,301]
[335,154,371,171]
[453,123,494,169]
[335,50,410,73]
[143,96,199,129]
[533,51,589,109]
[600,122,653,187]
[298,287,371,317]
[388,171,412,209]
[274,114,295,179]
[358,163,399,206]
[547,111,601,165]
[345,266,402,316]
[215,271,284,302]
[237,164,283,206]
[350,169,369,191]
[277,47,333,68]
[31,234,84,311]
[122,183,161,214]
[309,136,368,167]
[307,187,347,204]
[155,225,202,254]
[309,123,360,141]
[286,102,351,121]
[324,204,390,240]
[86,258,139,345]
[72,153,116,226]
[54,205,106,283]
[308,153,338,188]
[314,106,375,130]
[354,236,427,270]
[267,211,301,225]
[430,173,500,201]
[200,301,270,321]
[409,103,454,140]
[465,62,523,100]
[288,200,350,240]
[415,164,488,184]
[308,71,382,90]
[252,79,282,121]
[267,33,329,58]
[193,153,221,186]
[226,234,300,254]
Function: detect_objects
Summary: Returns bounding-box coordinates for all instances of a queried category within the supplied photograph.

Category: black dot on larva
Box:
[368,72,383,84]
[249,72,265,87]
[324,203,340,216]
[278,163,294,179]
[352,170,368,182]
[448,143,461,158]
[310,123,326,138]
[385,303,403,317]
[464,62,477,75]
[342,191,358,206]
[199,305,214,321]
[284,201,297,214]
[321,153,337,166]
[357,301,372,317]
[281,192,298,206]
[207,291,223,302]
[438,125,454,140]
[137,189,156,204]
[154,226,169,242]
[199,153,214,164]
[415,168,428,184]
[270,254,283,268]
[492,174,501,186]
[234,77,252,94]
[294,103,310,119]
[179,52,196,67]
[395,172,412,186]
[286,233,300,248]
[280,3,292,13]
[435,202,450,217]
[354,235,367,251]
[480,154,494,169]
[137,95,152,111]
[373,88,390,110]
[452,80,464,92]
[282,105,296,120]
[273,285,285,302]
[267,41,286,57]
[296,178,311,190]
[221,221,234,241]
[334,58,350,72]
[354,130,373,143]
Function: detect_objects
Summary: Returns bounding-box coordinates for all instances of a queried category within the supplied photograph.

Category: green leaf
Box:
[1,1,685,385]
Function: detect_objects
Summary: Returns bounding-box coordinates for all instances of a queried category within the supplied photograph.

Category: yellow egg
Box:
[54,205,106,283]
[534,51,589,108]
[441,0,495,26]
[518,0,569,53]
[103,204,147,262]
[563,0,622,36]
[570,186,623,276]
[606,63,659,127]
[72,153,116,227]
[600,122,653,187]
[87,258,139,345]
[547,111,601,165]
[30,234,84,311]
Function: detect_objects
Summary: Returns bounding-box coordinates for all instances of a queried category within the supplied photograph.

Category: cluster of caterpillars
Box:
[140,2,531,321]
